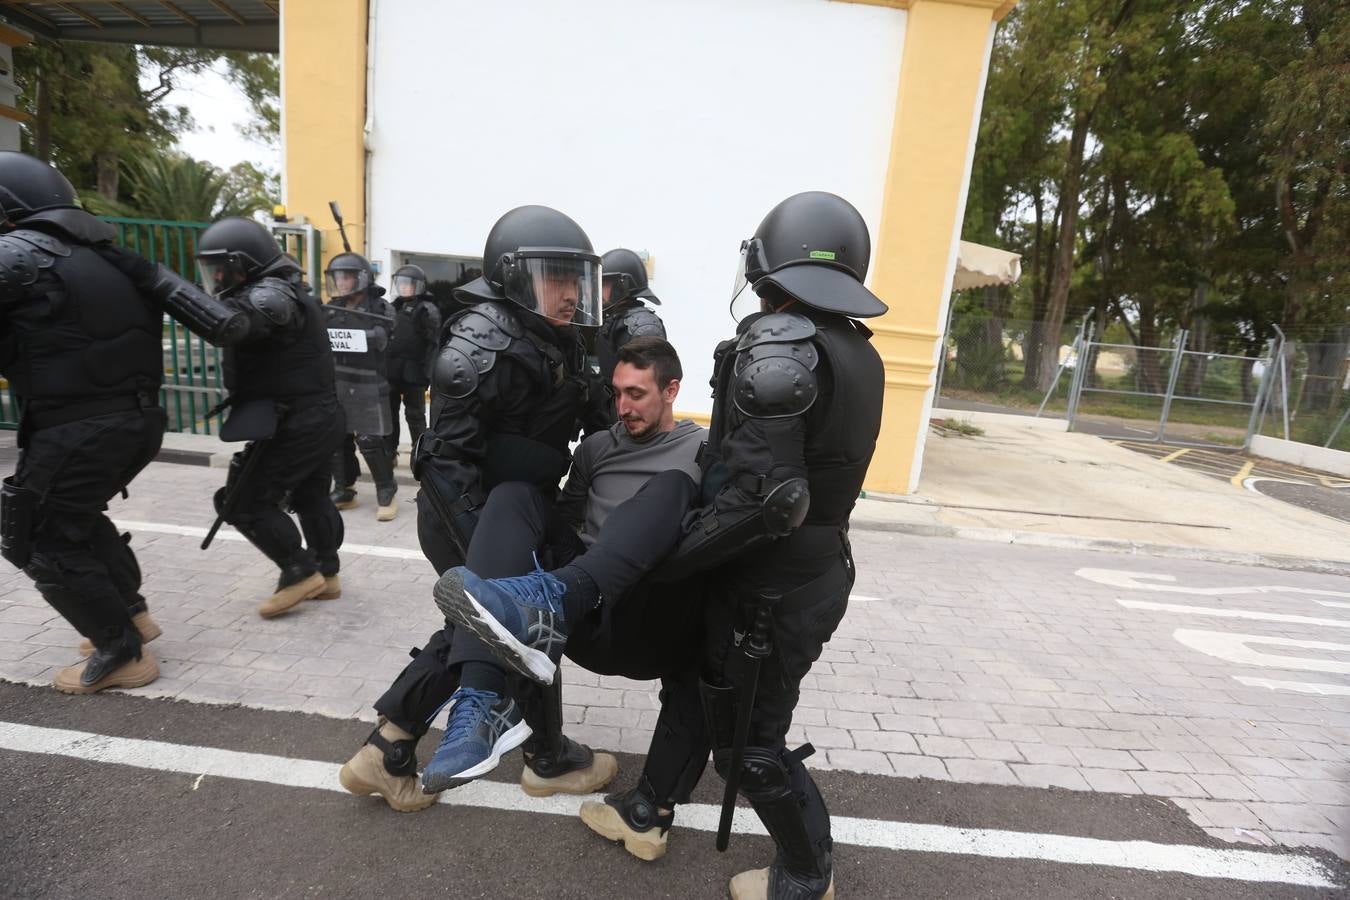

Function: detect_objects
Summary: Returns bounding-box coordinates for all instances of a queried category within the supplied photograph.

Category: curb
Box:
[850,517,1350,577]
[151,447,1349,577]
[154,446,421,487]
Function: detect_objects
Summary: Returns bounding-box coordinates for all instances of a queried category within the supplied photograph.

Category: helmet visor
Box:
[392,273,426,297]
[197,254,249,296]
[729,242,760,322]
[504,249,602,327]
[602,272,636,309]
[325,268,372,300]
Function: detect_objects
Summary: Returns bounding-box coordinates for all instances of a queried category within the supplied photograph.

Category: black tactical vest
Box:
[222,276,335,404]
[0,229,162,411]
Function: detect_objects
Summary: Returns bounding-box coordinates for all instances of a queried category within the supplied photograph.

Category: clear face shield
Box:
[729,239,767,322]
[325,267,372,301]
[392,273,427,297]
[197,252,250,296]
[502,249,602,327]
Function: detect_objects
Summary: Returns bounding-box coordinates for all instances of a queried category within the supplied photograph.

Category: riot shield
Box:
[324,303,394,436]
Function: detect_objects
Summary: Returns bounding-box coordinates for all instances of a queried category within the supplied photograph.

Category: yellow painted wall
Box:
[282,0,368,280]
[864,0,1011,494]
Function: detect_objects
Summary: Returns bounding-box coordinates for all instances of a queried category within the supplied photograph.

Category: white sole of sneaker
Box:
[434,572,558,686]
[442,719,533,788]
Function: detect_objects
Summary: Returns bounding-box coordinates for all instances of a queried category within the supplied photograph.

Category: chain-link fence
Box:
[936,309,1350,452]
[933,315,1085,418]
[1254,333,1350,452]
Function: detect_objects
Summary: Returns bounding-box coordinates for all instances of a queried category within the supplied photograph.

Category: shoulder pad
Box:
[474,301,525,338]
[732,355,819,419]
[6,229,71,258]
[432,343,481,399]
[246,277,298,326]
[445,332,497,377]
[450,308,518,352]
[620,306,666,338]
[733,338,819,375]
[735,312,816,351]
[0,231,61,302]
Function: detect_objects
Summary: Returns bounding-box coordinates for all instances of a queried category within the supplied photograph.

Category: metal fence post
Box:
[1157,329,1188,443]
[1270,325,1291,441]
[1064,325,1093,430]
[1244,338,1277,451]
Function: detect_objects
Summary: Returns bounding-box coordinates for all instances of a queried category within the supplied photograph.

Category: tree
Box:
[121,154,272,222]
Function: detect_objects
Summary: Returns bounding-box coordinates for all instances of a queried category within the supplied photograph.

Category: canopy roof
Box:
[0,1,278,51]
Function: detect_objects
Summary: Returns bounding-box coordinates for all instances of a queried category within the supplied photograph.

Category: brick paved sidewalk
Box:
[0,458,1346,860]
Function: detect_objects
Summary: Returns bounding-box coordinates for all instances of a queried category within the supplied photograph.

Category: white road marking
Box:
[114,519,425,561]
[1116,599,1350,629]
[1174,629,1350,675]
[1078,567,1350,599]
[1233,676,1350,696]
[0,721,1338,889]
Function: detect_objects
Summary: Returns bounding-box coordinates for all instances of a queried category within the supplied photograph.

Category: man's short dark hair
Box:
[616,336,682,389]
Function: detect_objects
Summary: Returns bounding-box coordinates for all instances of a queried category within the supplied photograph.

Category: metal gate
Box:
[1063,329,1276,449]
[0,217,321,433]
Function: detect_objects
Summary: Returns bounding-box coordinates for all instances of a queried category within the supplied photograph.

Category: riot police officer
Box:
[384,264,440,464]
[339,205,615,813]
[432,192,885,900]
[325,253,399,521]
[0,152,247,693]
[196,217,346,619]
[597,248,665,385]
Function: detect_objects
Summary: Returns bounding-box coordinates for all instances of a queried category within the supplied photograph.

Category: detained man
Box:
[420,337,709,820]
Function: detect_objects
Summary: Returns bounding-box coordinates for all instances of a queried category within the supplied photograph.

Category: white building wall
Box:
[367,0,906,411]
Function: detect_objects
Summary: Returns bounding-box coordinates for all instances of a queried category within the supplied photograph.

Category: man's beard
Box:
[622,417,659,442]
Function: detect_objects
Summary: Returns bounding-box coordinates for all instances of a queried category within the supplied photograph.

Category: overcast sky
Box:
[161,59,279,175]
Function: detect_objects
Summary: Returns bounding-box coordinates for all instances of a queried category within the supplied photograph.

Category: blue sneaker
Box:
[421,687,531,793]
[434,564,568,685]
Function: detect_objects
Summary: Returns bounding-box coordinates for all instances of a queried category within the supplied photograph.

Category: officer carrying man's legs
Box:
[0,152,248,693]
[339,205,615,812]
[195,217,346,620]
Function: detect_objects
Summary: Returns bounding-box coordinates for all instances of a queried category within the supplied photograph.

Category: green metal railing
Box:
[0,217,321,433]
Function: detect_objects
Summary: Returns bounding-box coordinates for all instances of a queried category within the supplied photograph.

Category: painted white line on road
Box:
[1078,567,1350,599]
[1233,676,1350,696]
[1117,598,1350,628]
[0,721,1337,889]
[1174,629,1350,675]
[114,519,425,561]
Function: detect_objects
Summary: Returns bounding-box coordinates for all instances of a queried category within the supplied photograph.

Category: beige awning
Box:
[953,240,1022,291]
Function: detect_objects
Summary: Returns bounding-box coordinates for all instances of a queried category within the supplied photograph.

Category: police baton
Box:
[716,587,780,852]
[201,438,272,551]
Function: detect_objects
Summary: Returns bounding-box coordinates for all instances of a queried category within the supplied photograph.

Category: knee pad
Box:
[212,486,229,517]
[737,746,792,803]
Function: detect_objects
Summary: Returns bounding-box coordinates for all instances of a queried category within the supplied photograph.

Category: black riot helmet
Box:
[600,248,660,309]
[392,263,427,298]
[454,205,602,328]
[325,251,379,301]
[0,151,79,224]
[196,216,289,296]
[730,191,888,321]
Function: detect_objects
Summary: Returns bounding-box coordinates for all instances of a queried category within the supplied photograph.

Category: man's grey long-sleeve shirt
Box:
[558,419,706,545]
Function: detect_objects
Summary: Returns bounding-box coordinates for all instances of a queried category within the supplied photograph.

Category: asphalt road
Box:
[1,683,1343,900]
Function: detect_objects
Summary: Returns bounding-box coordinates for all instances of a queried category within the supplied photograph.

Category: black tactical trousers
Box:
[218,402,344,578]
[384,380,427,457]
[334,432,397,500]
[700,525,854,883]
[14,407,165,650]
[381,472,706,779]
